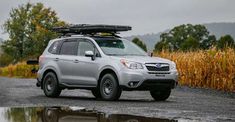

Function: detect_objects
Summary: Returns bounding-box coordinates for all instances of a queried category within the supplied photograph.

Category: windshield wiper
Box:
[107,54,124,56]
[106,54,146,56]
[125,54,146,56]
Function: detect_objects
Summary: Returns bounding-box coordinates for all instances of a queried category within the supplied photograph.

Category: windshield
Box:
[94,38,147,56]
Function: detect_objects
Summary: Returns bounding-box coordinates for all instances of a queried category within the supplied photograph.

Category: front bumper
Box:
[118,69,178,91]
[121,79,177,91]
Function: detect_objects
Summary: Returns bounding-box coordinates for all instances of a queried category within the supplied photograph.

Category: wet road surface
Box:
[0,106,177,122]
[0,77,234,121]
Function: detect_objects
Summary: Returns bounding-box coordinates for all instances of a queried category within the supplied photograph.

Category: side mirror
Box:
[85,51,94,57]
[85,51,95,60]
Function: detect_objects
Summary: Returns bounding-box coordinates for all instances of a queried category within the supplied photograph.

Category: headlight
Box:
[170,62,176,70]
[120,59,143,69]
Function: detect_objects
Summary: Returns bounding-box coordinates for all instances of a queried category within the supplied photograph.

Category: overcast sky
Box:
[1,0,235,39]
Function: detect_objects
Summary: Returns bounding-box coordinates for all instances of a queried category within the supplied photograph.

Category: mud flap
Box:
[27,59,39,73]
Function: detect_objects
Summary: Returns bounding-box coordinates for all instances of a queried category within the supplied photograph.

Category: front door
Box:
[72,38,100,86]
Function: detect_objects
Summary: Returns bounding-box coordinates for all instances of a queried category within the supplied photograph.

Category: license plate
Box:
[155,74,165,77]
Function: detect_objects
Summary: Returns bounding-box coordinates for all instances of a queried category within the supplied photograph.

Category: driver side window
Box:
[77,39,100,57]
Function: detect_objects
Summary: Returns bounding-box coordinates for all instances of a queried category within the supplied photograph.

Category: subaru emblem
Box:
[156,63,161,68]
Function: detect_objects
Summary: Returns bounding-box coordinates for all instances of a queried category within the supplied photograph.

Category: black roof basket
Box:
[52,24,132,37]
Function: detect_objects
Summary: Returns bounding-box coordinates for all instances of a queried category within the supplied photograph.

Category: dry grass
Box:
[0,62,37,78]
[155,48,235,92]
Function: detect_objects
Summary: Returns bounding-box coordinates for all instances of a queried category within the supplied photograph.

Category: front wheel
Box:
[99,73,122,101]
[43,72,61,98]
[150,89,171,101]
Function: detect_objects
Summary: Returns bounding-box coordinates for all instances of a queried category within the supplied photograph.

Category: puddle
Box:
[0,106,177,122]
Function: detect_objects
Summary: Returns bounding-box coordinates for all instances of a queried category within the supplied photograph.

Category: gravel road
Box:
[0,77,234,121]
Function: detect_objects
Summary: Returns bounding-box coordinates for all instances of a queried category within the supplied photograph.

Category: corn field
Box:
[155,48,235,92]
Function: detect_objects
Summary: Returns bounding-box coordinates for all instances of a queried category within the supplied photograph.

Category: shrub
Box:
[0,62,37,78]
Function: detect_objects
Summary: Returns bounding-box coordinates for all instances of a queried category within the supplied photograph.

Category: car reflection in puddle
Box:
[0,106,177,122]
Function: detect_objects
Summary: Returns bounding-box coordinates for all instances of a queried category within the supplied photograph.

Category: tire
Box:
[91,88,101,99]
[42,108,59,122]
[43,72,61,98]
[99,73,122,101]
[150,89,171,101]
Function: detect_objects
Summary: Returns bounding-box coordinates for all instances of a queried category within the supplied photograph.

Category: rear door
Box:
[57,39,79,84]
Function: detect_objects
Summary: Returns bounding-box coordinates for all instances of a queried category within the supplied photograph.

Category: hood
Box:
[110,56,173,64]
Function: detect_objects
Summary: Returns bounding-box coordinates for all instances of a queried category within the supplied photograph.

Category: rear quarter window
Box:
[48,41,60,54]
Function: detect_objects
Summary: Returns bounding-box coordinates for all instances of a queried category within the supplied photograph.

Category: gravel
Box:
[0,77,234,121]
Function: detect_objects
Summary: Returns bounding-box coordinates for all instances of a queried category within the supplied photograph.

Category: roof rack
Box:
[52,24,132,37]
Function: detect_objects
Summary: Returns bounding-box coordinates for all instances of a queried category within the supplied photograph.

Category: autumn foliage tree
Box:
[2,3,65,62]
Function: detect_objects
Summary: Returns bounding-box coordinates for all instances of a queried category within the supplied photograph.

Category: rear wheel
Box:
[99,73,122,101]
[150,89,171,101]
[43,72,61,97]
[91,88,101,99]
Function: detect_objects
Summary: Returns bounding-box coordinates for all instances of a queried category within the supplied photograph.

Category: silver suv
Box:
[36,25,178,101]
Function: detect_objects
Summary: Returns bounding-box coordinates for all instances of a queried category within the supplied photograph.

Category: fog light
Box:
[128,81,139,87]
[130,82,134,86]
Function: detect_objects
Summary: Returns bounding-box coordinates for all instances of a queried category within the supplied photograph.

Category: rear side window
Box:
[60,41,78,55]
[48,41,60,54]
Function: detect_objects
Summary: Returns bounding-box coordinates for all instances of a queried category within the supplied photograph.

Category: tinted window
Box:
[48,41,60,54]
[78,41,95,56]
[60,41,78,55]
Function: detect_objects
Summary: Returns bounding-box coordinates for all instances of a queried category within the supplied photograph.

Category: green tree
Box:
[0,53,14,66]
[2,2,65,61]
[201,35,217,49]
[217,35,235,49]
[154,41,164,52]
[180,36,200,51]
[154,24,215,51]
[132,37,147,52]
[154,41,170,52]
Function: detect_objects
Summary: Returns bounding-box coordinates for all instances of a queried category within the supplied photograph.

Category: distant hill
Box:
[204,22,235,39]
[124,33,161,51]
[125,22,235,51]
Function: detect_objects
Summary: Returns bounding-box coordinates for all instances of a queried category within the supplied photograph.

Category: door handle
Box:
[74,59,79,63]
[54,58,59,61]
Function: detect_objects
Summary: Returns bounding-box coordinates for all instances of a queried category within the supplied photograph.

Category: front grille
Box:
[145,63,170,71]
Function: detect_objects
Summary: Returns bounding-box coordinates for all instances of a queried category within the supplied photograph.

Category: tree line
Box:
[154,24,235,51]
[0,2,235,66]
[133,24,235,52]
